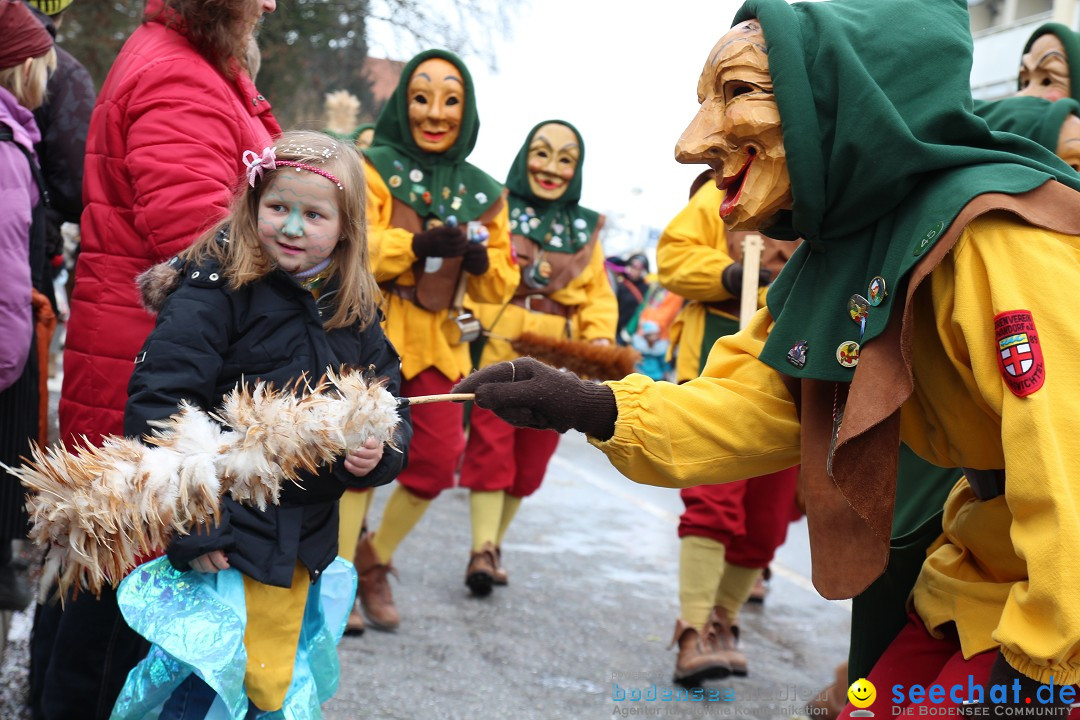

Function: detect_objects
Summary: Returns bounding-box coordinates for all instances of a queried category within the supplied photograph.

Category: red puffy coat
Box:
[60,0,281,447]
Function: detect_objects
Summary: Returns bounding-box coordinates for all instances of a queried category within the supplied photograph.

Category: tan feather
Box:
[4,367,399,598]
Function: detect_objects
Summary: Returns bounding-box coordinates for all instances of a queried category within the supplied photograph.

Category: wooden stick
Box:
[397,393,475,407]
[740,233,764,331]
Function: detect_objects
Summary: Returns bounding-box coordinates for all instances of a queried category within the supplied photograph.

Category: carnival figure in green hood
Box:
[1018,23,1080,102]
[341,50,518,636]
[456,0,1080,710]
[457,120,618,598]
[978,94,1080,173]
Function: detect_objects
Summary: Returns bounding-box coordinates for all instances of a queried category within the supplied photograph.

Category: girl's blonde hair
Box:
[0,48,57,110]
[181,130,380,331]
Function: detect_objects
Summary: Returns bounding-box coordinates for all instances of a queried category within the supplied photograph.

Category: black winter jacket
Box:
[125,257,411,587]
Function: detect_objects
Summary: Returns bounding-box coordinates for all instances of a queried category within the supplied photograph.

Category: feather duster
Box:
[510,332,641,381]
[3,368,398,598]
[324,90,361,136]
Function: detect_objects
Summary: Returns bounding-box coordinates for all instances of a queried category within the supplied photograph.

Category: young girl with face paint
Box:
[346,49,518,633]
[456,120,617,596]
[110,130,412,720]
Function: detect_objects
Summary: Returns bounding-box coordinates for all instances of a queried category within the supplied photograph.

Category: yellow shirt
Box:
[468,239,618,368]
[657,184,738,382]
[658,183,773,382]
[593,213,1080,684]
[364,161,519,381]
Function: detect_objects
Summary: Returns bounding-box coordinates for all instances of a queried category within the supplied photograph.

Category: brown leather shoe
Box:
[705,607,748,676]
[746,573,768,605]
[355,534,400,630]
[670,618,732,687]
[492,546,508,586]
[806,662,848,720]
[344,599,365,636]
[465,542,497,597]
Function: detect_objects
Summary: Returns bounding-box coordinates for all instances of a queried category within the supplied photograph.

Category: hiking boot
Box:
[344,599,365,636]
[806,662,848,720]
[670,618,732,686]
[492,546,508,586]
[465,542,497,597]
[0,562,31,612]
[705,607,748,677]
[747,573,768,605]
[355,534,399,630]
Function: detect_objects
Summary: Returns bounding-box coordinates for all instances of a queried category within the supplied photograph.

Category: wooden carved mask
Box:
[1019,33,1070,101]
[526,122,581,201]
[675,20,792,231]
[407,58,464,153]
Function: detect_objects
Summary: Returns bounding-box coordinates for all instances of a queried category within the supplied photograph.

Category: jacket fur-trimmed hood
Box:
[136,258,184,314]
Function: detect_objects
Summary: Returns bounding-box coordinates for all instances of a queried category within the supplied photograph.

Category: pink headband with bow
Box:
[242,146,344,190]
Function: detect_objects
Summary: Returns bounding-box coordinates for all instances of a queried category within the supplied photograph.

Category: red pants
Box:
[395,369,465,500]
[837,615,995,719]
[840,614,1080,719]
[678,467,799,568]
[459,406,560,498]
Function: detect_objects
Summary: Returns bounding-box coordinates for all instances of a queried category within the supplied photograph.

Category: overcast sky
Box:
[368,1,754,256]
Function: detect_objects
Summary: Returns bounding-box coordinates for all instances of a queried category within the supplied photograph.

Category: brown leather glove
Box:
[453,357,617,439]
[461,243,489,275]
[412,225,467,258]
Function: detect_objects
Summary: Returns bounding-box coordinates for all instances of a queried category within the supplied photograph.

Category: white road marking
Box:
[550,453,852,611]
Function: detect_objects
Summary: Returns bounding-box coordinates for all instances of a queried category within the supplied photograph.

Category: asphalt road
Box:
[327,431,850,720]
[0,390,851,720]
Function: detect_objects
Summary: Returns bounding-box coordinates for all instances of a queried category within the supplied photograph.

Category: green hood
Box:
[505,120,600,253]
[365,49,502,222]
[976,95,1080,154]
[730,0,1080,381]
[1021,23,1080,102]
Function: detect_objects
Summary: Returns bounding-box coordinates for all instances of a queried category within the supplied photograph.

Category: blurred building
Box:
[970,0,1078,99]
[363,56,407,116]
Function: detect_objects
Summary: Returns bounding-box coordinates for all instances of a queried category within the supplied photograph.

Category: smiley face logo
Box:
[847,678,876,709]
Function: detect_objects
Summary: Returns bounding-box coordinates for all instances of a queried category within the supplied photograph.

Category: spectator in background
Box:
[0,0,55,620]
[24,0,95,274]
[35,1,281,718]
[613,252,649,344]
[631,320,670,381]
[22,0,94,456]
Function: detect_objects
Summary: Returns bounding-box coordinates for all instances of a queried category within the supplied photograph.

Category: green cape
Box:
[365,49,502,223]
[730,0,1080,381]
[505,120,600,253]
[976,95,1080,154]
[1021,23,1080,101]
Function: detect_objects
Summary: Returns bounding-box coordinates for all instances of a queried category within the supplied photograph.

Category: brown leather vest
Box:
[785,182,1080,599]
[512,215,605,299]
[387,192,507,312]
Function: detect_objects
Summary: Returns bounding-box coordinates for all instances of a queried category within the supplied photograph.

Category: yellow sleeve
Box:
[589,305,801,488]
[656,183,736,303]
[363,161,419,283]
[464,200,520,304]
[576,241,619,342]
[944,217,1080,684]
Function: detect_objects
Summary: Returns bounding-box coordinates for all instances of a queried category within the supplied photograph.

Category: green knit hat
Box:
[976,95,1080,155]
[1021,23,1080,102]
[26,0,72,15]
[729,0,1080,381]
